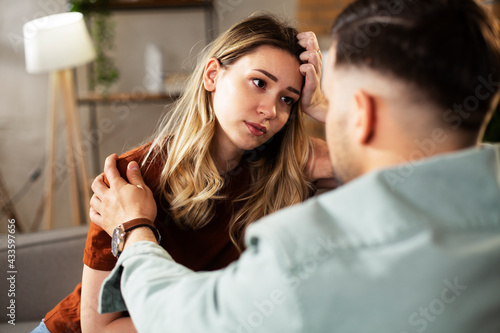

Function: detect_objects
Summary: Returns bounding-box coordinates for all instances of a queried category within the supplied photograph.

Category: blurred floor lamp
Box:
[23,12,95,230]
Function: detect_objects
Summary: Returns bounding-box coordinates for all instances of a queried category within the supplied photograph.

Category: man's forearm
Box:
[99,234,297,332]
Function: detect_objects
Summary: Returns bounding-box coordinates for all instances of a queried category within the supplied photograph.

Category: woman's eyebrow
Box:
[287,86,300,96]
[254,69,278,82]
[253,69,301,96]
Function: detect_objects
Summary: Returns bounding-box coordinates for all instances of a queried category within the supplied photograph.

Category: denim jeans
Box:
[30,319,50,333]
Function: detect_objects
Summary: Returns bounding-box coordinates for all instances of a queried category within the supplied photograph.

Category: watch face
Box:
[111,226,124,257]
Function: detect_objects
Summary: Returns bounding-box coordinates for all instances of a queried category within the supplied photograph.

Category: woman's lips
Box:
[245,121,267,136]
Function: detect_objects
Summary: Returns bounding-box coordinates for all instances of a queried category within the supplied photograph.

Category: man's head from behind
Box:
[324,0,500,185]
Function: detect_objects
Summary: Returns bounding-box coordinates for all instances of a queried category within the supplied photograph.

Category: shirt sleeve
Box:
[99,237,302,332]
[83,222,117,270]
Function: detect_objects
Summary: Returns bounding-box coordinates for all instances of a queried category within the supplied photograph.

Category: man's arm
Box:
[99,235,300,332]
[90,154,301,332]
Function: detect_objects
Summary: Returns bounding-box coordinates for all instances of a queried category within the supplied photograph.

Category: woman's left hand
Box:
[298,31,328,123]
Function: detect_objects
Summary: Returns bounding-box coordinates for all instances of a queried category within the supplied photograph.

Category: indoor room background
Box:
[0,0,498,233]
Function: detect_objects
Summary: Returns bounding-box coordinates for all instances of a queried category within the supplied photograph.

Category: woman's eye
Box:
[281,96,295,106]
[252,78,266,89]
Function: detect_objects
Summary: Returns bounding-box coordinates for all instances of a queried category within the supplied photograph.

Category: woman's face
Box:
[205,45,303,157]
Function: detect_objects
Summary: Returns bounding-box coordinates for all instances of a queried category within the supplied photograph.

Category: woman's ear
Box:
[353,89,376,145]
[203,58,221,92]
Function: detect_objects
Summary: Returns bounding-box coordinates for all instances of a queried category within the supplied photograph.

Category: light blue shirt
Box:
[100,145,500,333]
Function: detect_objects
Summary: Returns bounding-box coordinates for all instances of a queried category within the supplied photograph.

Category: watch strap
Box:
[121,218,161,243]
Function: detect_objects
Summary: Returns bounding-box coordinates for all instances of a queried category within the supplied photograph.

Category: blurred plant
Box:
[70,0,119,94]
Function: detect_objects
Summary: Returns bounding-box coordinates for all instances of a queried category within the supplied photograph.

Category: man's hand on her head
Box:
[89,154,157,236]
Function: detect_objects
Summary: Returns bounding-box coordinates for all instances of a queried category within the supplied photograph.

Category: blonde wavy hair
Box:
[143,14,313,249]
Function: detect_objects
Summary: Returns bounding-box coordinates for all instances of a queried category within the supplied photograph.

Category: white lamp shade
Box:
[23,12,96,74]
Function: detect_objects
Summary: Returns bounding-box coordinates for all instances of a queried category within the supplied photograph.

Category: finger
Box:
[297,32,320,51]
[126,161,148,188]
[297,31,317,44]
[297,31,315,40]
[300,64,321,107]
[300,63,320,85]
[299,50,322,75]
[91,173,110,198]
[89,206,101,225]
[307,37,320,52]
[104,154,127,187]
[89,194,102,214]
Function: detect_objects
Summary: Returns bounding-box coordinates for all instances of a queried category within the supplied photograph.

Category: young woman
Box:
[33,14,331,333]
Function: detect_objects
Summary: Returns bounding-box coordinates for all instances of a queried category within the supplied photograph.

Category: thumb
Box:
[305,64,319,87]
[126,161,146,187]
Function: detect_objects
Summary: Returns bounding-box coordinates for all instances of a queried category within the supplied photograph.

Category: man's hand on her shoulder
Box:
[89,154,157,236]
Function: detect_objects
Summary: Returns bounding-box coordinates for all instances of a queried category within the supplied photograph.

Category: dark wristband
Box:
[122,218,161,243]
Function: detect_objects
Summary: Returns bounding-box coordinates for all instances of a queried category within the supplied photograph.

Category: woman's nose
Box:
[258,96,277,120]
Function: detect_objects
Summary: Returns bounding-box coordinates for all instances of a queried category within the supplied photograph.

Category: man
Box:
[90,0,500,332]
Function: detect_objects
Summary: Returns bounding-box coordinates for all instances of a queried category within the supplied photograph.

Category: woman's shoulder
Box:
[117,142,153,165]
[116,142,165,190]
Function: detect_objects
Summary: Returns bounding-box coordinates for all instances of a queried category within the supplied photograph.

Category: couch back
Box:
[0,225,89,323]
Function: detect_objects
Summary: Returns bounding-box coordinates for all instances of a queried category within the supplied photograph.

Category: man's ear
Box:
[203,58,221,92]
[353,89,376,144]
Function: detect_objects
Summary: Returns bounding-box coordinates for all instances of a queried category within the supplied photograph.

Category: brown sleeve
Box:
[44,283,83,332]
[82,222,116,270]
[82,144,150,271]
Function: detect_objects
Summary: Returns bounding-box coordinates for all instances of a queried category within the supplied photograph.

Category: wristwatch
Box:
[111,218,161,258]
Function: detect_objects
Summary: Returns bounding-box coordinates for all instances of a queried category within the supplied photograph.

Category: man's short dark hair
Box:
[331,0,500,134]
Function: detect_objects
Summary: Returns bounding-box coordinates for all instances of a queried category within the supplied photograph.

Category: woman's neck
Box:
[212,152,242,174]
[210,127,244,174]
